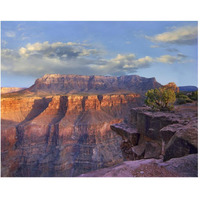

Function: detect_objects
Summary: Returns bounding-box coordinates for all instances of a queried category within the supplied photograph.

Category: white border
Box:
[0,1,199,200]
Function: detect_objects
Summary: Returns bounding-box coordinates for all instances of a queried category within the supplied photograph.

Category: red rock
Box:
[1,93,140,177]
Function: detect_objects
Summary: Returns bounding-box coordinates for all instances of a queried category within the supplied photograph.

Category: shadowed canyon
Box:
[1,74,197,177]
[1,74,160,177]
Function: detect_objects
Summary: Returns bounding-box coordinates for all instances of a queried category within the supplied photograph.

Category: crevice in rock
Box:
[82,96,88,112]
[97,95,103,105]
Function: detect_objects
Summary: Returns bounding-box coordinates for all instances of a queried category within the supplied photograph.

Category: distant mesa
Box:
[179,86,198,92]
[1,87,26,94]
[23,74,162,95]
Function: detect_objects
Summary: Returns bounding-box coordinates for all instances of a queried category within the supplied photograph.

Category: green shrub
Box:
[145,87,176,111]
[176,93,194,104]
[188,91,198,101]
[176,98,192,104]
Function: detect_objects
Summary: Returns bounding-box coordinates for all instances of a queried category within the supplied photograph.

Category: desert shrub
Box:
[188,91,198,101]
[176,98,191,104]
[176,92,185,98]
[176,93,193,104]
[145,87,176,111]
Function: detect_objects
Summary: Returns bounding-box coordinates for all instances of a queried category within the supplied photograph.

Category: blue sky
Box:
[1,21,198,87]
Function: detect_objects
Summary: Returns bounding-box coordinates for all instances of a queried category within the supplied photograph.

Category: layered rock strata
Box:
[12,74,161,95]
[1,93,141,177]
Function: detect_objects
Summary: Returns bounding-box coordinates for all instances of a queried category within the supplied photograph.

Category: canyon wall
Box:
[1,93,141,177]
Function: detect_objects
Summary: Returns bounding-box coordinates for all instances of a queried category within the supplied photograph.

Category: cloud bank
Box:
[146,25,198,45]
[1,41,189,77]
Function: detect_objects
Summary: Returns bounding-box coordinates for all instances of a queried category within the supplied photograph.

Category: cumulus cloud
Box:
[1,41,104,76]
[89,54,154,75]
[1,41,189,77]
[5,31,16,37]
[146,25,198,45]
[18,41,99,59]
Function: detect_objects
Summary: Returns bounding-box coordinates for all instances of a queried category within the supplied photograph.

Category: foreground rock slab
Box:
[79,154,197,177]
[159,154,198,177]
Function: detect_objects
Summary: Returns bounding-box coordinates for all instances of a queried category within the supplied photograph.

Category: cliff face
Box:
[1,93,141,177]
[1,74,162,177]
[25,74,161,95]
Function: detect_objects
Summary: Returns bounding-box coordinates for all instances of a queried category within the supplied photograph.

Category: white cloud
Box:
[156,55,180,64]
[1,41,190,77]
[18,41,99,58]
[156,53,188,64]
[5,31,16,37]
[2,41,103,76]
[146,25,198,45]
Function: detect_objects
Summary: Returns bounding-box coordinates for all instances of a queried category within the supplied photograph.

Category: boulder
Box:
[164,120,198,161]
[110,123,139,145]
[160,123,183,144]
[159,154,198,177]
[144,142,161,159]
[131,143,146,156]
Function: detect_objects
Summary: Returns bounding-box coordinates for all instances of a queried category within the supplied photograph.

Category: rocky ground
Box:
[80,102,198,177]
[79,154,197,177]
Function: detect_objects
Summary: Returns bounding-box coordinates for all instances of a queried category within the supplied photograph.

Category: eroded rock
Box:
[164,120,198,161]
[159,154,198,177]
[111,102,198,166]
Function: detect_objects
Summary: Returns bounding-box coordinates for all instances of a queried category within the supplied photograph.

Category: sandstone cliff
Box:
[1,93,141,177]
[1,74,162,177]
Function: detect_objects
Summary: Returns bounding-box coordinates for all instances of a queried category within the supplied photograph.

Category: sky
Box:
[1,21,198,87]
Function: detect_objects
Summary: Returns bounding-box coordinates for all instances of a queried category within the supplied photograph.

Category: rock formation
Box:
[79,154,198,177]
[109,102,198,177]
[1,74,165,177]
[13,74,161,95]
[1,93,142,177]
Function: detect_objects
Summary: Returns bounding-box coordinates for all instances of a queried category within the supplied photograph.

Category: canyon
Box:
[1,74,159,177]
[80,102,198,177]
[1,74,197,177]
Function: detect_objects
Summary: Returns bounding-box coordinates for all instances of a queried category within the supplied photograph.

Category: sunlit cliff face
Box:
[1,74,161,177]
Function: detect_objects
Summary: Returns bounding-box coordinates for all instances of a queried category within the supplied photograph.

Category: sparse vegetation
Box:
[176,93,193,104]
[145,87,176,111]
[176,90,198,105]
[188,91,198,101]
